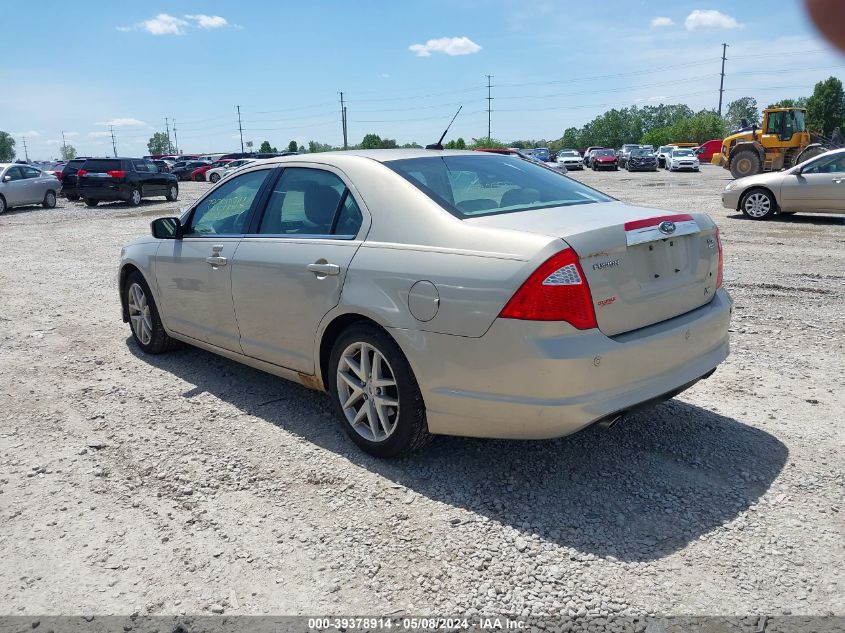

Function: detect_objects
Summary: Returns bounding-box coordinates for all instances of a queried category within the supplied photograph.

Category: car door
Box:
[2,167,27,205]
[139,159,166,195]
[20,166,44,203]
[154,168,273,351]
[231,165,369,373]
[781,153,845,211]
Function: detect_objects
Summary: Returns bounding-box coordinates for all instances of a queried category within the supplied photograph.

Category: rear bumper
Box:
[80,185,131,201]
[392,289,732,439]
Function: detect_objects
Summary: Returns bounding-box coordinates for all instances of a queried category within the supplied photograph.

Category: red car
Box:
[694,139,722,163]
[191,159,233,181]
[591,149,619,171]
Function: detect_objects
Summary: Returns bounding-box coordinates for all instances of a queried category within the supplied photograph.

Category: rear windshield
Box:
[595,149,616,156]
[83,159,121,172]
[386,155,613,218]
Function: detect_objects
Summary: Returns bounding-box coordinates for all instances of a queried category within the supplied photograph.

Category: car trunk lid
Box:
[467,202,720,336]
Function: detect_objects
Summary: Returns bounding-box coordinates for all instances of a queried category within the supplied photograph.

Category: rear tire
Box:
[85,199,98,207]
[125,271,175,355]
[128,188,142,207]
[740,188,777,220]
[0,196,6,214]
[328,324,430,458]
[730,150,762,179]
[43,191,57,208]
[209,173,221,183]
[165,184,179,202]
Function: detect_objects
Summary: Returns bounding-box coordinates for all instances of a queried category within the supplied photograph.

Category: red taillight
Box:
[107,170,126,179]
[715,229,724,288]
[500,248,597,329]
[77,169,88,177]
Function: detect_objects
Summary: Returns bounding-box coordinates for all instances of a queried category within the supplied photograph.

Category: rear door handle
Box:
[206,256,228,266]
[307,262,340,276]
[833,178,843,183]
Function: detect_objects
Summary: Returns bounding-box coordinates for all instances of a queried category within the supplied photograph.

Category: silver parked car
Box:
[722,148,845,220]
[119,150,731,457]
[0,163,60,213]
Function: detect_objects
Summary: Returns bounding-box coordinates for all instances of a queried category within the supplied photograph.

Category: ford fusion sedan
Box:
[0,163,60,213]
[119,150,731,457]
[666,148,700,172]
[722,147,845,220]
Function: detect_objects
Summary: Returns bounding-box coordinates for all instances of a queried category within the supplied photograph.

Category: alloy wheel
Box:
[744,192,771,218]
[127,283,153,345]
[336,342,400,442]
[132,189,141,205]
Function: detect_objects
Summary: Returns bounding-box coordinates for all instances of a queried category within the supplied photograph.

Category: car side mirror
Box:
[2,175,10,182]
[151,217,182,239]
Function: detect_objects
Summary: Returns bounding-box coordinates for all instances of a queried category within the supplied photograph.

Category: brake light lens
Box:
[715,229,724,288]
[500,248,597,329]
[77,169,88,177]
[107,170,126,178]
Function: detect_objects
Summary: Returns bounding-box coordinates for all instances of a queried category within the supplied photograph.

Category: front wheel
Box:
[730,150,762,179]
[329,324,430,458]
[740,188,777,220]
[209,173,221,183]
[125,271,174,354]
[43,191,57,208]
[0,196,6,214]
[165,184,178,201]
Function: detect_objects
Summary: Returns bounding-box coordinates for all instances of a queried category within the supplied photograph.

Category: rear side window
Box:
[22,166,41,178]
[387,155,612,218]
[132,160,148,172]
[257,167,359,236]
[83,159,121,172]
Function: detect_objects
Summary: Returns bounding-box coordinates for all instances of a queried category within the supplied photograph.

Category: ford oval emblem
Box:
[658,221,676,235]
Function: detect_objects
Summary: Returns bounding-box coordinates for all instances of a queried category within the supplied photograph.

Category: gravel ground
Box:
[0,167,843,620]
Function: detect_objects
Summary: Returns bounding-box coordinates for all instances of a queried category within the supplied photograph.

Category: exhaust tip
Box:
[597,415,623,431]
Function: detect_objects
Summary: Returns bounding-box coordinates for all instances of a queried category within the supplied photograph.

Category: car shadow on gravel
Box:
[727,212,845,225]
[129,340,788,563]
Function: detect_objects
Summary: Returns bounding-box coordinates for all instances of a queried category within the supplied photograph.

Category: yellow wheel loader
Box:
[713,107,830,179]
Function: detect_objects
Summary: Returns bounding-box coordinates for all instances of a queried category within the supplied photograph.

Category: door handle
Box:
[833,178,843,184]
[307,262,340,276]
[206,256,228,266]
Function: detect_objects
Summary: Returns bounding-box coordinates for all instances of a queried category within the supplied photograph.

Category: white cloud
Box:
[650,17,674,28]
[185,14,228,29]
[89,131,114,138]
[685,10,743,31]
[409,36,482,57]
[13,130,40,137]
[96,118,147,127]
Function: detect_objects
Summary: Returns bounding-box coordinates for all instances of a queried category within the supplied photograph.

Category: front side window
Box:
[802,153,845,174]
[187,169,270,235]
[387,155,613,218]
[4,167,24,181]
[257,167,361,236]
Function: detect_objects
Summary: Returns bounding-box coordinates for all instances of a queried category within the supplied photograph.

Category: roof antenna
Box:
[426,106,462,150]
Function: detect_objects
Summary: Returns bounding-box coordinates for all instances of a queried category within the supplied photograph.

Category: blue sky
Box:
[2,0,843,159]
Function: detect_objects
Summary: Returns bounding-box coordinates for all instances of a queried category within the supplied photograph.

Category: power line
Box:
[109,126,117,157]
[21,137,29,161]
[172,119,179,154]
[339,91,348,150]
[718,42,729,116]
[165,117,173,154]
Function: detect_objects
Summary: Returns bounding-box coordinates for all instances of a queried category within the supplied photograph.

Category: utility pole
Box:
[61,131,67,158]
[236,105,245,153]
[172,119,179,154]
[718,43,729,116]
[165,117,173,154]
[339,91,348,150]
[486,74,493,142]
[110,125,117,157]
[22,137,29,162]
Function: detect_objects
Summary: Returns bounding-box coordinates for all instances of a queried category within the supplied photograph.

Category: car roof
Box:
[254,148,505,166]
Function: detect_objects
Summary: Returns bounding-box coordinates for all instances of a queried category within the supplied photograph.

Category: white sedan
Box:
[666,148,700,172]
[206,159,255,183]
[556,150,584,170]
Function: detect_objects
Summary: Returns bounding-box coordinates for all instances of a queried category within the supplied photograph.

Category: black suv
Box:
[59,157,90,201]
[78,158,179,207]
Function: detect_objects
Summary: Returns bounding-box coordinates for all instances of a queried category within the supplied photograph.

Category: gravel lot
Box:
[1,166,843,620]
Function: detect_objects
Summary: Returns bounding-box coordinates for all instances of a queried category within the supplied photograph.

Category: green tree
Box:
[60,144,77,160]
[0,131,17,161]
[767,97,808,109]
[287,140,298,152]
[806,76,845,135]
[724,97,759,130]
[298,145,306,153]
[444,137,466,150]
[307,141,334,153]
[400,142,422,148]
[470,137,507,149]
[640,126,675,147]
[147,132,170,155]
[259,140,275,153]
[359,133,383,149]
[559,127,581,149]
